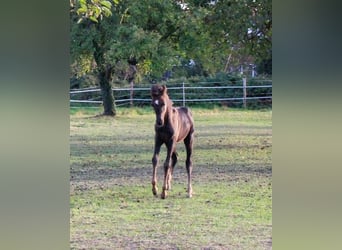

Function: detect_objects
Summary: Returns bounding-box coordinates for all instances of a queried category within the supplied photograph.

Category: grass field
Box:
[70,107,272,249]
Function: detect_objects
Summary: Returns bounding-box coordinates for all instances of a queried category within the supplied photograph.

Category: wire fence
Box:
[70,79,272,109]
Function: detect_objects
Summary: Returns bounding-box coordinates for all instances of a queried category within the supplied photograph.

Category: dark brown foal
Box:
[151,84,194,199]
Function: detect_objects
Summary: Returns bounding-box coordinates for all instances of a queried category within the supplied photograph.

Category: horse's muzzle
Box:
[155,119,163,128]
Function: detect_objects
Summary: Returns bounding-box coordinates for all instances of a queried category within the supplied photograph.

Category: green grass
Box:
[70,107,272,249]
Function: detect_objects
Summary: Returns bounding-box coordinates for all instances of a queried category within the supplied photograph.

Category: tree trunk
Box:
[99,67,116,116]
[92,32,116,116]
[126,62,137,107]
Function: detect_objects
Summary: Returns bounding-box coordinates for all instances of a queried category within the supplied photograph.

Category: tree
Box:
[176,0,272,75]
[204,0,272,71]
[111,0,185,78]
[70,0,119,116]
[71,0,186,114]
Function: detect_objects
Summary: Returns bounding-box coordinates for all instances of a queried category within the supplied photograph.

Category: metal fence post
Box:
[243,78,247,109]
[130,81,134,107]
[182,82,185,107]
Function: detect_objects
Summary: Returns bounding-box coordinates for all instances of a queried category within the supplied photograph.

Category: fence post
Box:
[182,82,185,107]
[130,81,134,107]
[243,77,247,109]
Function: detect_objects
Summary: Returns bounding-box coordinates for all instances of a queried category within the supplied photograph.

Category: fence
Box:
[70,79,272,109]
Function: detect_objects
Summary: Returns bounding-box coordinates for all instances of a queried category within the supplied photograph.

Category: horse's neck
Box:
[165,99,174,123]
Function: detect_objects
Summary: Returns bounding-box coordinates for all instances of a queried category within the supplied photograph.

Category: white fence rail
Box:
[70,80,272,108]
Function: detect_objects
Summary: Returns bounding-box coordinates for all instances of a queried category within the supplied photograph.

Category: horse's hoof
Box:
[161,191,167,199]
[152,186,158,196]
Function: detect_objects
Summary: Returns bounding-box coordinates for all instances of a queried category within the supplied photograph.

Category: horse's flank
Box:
[172,107,193,142]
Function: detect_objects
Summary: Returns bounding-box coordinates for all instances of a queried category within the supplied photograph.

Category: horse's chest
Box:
[156,127,174,141]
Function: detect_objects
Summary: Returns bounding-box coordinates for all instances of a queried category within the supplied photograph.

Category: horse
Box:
[150,84,195,199]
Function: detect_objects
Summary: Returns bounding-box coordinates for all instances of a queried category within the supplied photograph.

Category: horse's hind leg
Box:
[167,151,178,191]
[184,130,194,198]
[161,141,176,199]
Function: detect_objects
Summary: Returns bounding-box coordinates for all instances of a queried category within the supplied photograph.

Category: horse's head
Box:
[151,84,170,128]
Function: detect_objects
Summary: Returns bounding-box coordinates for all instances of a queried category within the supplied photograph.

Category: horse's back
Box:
[178,106,191,115]
[177,106,193,123]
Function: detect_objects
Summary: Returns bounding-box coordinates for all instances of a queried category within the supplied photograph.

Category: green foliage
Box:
[257,57,272,76]
[76,0,115,23]
[171,0,272,75]
[71,0,272,79]
[107,25,161,66]
[206,0,272,62]
[70,73,99,89]
[71,0,185,79]
[113,0,185,77]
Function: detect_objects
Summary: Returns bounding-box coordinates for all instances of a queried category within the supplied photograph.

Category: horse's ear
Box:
[162,85,167,94]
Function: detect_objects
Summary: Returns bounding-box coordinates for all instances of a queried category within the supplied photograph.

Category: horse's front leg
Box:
[161,139,175,199]
[152,140,162,197]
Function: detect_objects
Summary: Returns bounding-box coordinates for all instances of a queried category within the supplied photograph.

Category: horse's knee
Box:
[152,155,158,166]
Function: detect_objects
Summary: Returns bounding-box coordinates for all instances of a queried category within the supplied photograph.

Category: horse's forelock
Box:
[151,84,167,97]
